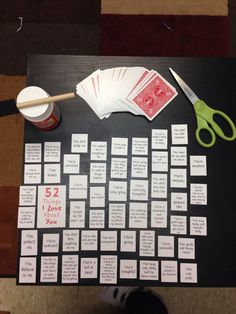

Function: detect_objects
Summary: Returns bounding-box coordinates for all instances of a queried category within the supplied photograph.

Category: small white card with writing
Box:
[44,164,61,184]
[19,186,36,206]
[152,129,168,149]
[80,257,98,279]
[21,230,38,256]
[100,255,117,284]
[40,256,58,282]
[100,231,117,251]
[91,141,107,160]
[111,137,128,155]
[110,158,127,179]
[171,192,187,211]
[120,230,136,252]
[171,124,188,145]
[69,175,88,199]
[132,137,148,155]
[90,162,106,183]
[171,146,187,166]
[71,134,88,153]
[62,255,79,283]
[24,164,41,184]
[18,207,35,228]
[42,233,59,253]
[19,257,36,283]
[109,203,126,228]
[190,216,207,236]
[25,143,41,163]
[129,202,147,228]
[69,201,85,228]
[190,183,207,205]
[152,151,168,172]
[120,259,137,279]
[139,230,155,256]
[178,238,195,259]
[161,260,178,282]
[130,179,148,201]
[170,168,187,188]
[131,157,148,177]
[44,142,61,162]
[170,215,187,235]
[151,173,167,198]
[140,260,159,281]
[89,210,105,228]
[180,263,197,283]
[63,154,80,174]
[90,186,105,207]
[190,155,207,176]
[109,181,127,202]
[81,230,98,251]
[63,230,79,251]
[151,201,167,228]
[158,235,174,257]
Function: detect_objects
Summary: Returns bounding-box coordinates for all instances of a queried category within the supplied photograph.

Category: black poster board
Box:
[17,55,236,286]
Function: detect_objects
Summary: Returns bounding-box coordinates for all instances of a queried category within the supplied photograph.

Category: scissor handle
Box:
[194,100,236,148]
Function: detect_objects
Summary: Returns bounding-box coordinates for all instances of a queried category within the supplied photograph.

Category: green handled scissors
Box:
[169,68,236,148]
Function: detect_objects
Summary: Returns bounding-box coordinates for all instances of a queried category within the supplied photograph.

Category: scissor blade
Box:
[169,68,199,105]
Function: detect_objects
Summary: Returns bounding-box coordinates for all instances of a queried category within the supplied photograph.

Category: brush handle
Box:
[16,92,76,109]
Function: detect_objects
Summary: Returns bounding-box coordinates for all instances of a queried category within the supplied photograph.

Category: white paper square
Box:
[140,230,155,256]
[132,137,148,155]
[44,142,61,162]
[90,186,105,207]
[151,173,167,198]
[152,129,168,149]
[44,164,61,184]
[69,175,88,199]
[37,185,66,228]
[110,158,127,179]
[161,260,178,282]
[62,255,79,283]
[91,141,107,160]
[101,231,117,251]
[129,202,147,228]
[152,151,168,172]
[100,255,117,284]
[171,124,188,144]
[21,230,38,256]
[69,201,85,228]
[24,164,41,184]
[80,257,98,279]
[42,233,59,253]
[158,236,174,257]
[170,168,187,188]
[111,137,128,156]
[90,162,106,183]
[109,181,127,202]
[171,193,187,211]
[19,257,36,283]
[19,186,36,206]
[180,263,197,283]
[81,230,98,251]
[190,155,207,176]
[170,215,187,235]
[190,216,207,236]
[71,133,88,153]
[178,238,195,259]
[63,230,79,251]
[190,184,207,205]
[25,143,41,163]
[131,157,148,178]
[140,260,159,281]
[40,256,58,282]
[89,210,105,228]
[18,207,35,228]
[63,154,80,174]
[109,203,126,228]
[171,146,187,166]
[151,201,167,228]
[120,259,137,279]
[130,180,148,201]
[120,231,136,252]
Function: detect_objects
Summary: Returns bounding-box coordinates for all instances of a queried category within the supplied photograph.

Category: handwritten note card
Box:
[171,124,188,145]
[100,255,117,284]
[19,186,36,206]
[25,143,41,163]
[180,263,197,283]
[152,129,168,149]
[90,163,106,183]
[21,230,38,256]
[120,259,137,279]
[120,231,136,252]
[62,255,79,283]
[190,184,207,205]
[24,164,41,184]
[19,257,36,283]
[91,141,107,160]
[101,231,117,251]
[18,207,35,228]
[69,201,85,228]
[109,203,126,228]
[132,138,148,155]
[190,155,207,176]
[44,142,61,162]
[158,236,174,258]
[151,201,167,228]
[140,260,159,281]
[110,158,127,179]
[152,151,168,172]
[42,233,59,253]
[71,134,88,153]
[40,256,58,282]
[139,230,155,256]
[161,260,178,282]
[131,157,148,177]
[63,230,79,251]
[80,257,98,279]
[111,137,128,155]
[63,154,80,174]
[129,202,147,228]
[130,179,148,201]
[151,173,167,198]
[69,175,87,199]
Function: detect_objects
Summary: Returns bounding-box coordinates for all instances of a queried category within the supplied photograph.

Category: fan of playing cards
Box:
[76,67,178,121]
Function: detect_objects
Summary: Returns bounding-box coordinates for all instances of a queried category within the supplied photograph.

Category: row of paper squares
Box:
[24,153,207,184]
[19,256,196,284]
[19,202,207,234]
[20,228,204,257]
[24,125,188,164]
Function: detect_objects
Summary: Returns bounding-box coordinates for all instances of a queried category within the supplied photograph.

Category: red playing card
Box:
[129,74,177,120]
